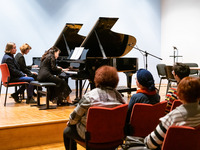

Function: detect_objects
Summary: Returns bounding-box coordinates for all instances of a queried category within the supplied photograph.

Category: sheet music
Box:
[70,47,84,60]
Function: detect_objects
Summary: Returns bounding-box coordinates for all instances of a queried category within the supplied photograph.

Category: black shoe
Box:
[26,97,37,104]
[11,93,21,103]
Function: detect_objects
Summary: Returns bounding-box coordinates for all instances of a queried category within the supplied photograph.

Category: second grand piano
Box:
[55,17,138,101]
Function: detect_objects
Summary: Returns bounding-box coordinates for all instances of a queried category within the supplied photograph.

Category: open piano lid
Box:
[81,17,137,58]
[54,23,85,56]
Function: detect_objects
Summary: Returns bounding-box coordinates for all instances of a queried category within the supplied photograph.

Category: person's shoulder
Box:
[133,92,147,98]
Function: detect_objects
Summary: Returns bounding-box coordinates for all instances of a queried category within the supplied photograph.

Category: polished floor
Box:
[0,84,167,150]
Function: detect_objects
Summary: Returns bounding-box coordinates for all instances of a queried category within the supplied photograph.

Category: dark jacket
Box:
[1,53,25,81]
[37,53,62,81]
[15,53,32,76]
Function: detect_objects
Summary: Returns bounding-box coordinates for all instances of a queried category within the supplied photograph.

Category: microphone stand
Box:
[129,44,162,69]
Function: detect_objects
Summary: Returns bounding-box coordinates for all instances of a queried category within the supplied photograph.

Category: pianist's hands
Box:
[62,68,70,72]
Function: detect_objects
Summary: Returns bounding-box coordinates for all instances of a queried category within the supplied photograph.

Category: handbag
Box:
[121,136,147,150]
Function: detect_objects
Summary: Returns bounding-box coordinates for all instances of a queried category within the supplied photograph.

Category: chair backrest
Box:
[156,64,166,77]
[0,63,10,83]
[165,66,175,80]
[162,125,200,150]
[184,63,198,75]
[170,99,182,111]
[86,104,128,144]
[129,101,167,137]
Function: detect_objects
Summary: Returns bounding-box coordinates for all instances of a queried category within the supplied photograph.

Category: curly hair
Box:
[20,43,32,53]
[94,65,119,88]
[41,46,60,62]
[177,77,200,103]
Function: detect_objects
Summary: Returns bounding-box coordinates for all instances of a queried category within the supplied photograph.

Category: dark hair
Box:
[41,46,60,62]
[173,63,190,80]
[94,65,119,88]
[177,77,200,103]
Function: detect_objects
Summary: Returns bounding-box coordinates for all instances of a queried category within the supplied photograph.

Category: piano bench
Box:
[30,81,57,110]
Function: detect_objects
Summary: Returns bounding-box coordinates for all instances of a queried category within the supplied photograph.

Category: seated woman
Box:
[144,77,200,149]
[37,46,71,105]
[63,65,126,150]
[15,43,38,79]
[15,43,39,96]
[125,69,160,134]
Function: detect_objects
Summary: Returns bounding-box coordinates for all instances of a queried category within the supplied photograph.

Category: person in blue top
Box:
[125,69,160,134]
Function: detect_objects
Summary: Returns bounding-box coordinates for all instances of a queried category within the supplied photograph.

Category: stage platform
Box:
[0,91,76,150]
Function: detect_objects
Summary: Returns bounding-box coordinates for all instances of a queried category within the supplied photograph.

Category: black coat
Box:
[15,53,32,76]
[37,53,71,100]
[1,53,25,81]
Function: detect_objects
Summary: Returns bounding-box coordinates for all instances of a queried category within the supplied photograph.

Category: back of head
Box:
[173,63,190,80]
[177,77,200,103]
[5,42,15,53]
[94,65,119,88]
[20,43,32,53]
[136,69,156,91]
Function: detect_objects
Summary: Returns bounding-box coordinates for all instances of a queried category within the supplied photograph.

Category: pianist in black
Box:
[63,65,126,150]
[37,46,72,105]
[15,43,38,80]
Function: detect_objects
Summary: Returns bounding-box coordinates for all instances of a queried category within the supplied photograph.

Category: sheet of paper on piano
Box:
[70,47,84,60]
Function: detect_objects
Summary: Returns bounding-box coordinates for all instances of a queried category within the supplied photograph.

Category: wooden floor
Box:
[0,84,167,150]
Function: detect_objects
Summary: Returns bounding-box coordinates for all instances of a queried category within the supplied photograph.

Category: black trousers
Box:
[63,125,84,150]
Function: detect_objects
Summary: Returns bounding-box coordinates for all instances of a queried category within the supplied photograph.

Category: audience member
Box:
[165,63,190,114]
[144,77,200,149]
[1,42,36,103]
[125,69,160,130]
[63,65,126,150]
[37,46,71,105]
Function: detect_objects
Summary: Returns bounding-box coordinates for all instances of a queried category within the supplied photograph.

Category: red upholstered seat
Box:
[129,101,167,137]
[170,99,182,111]
[0,63,28,106]
[75,104,128,150]
[162,125,200,150]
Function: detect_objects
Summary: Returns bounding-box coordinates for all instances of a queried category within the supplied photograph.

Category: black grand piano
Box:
[54,17,138,101]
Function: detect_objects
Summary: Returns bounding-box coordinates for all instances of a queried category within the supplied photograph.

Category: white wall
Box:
[0,0,161,93]
[161,0,200,66]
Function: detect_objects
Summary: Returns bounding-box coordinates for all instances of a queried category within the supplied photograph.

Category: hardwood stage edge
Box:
[0,119,68,150]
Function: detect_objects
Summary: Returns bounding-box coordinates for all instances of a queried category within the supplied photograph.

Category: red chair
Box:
[170,99,182,111]
[129,101,167,138]
[162,125,200,150]
[0,63,28,106]
[75,104,128,150]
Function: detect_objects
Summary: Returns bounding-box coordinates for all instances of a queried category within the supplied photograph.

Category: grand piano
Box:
[54,17,138,101]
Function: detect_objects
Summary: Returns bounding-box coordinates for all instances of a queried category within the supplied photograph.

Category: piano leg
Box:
[74,79,83,103]
[124,72,137,96]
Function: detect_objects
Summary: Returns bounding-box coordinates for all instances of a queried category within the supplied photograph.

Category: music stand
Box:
[169,47,182,64]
